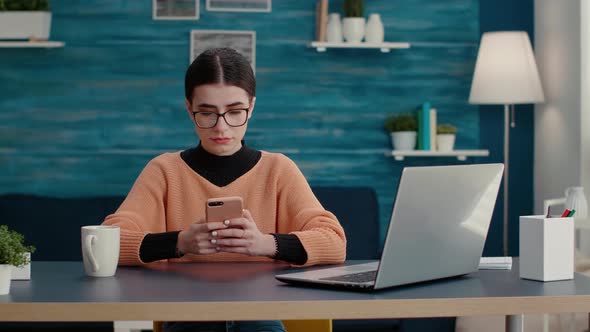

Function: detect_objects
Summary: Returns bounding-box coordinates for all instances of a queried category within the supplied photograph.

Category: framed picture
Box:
[206,0,271,13]
[153,0,199,20]
[190,30,256,73]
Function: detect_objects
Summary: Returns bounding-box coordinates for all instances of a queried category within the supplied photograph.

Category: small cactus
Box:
[437,124,457,135]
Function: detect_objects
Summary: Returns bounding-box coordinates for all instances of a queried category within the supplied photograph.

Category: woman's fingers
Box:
[201,221,229,231]
[196,248,219,255]
[215,238,249,247]
[218,246,249,254]
[214,228,246,238]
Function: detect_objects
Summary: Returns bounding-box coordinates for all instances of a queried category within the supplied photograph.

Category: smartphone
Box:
[206,196,243,224]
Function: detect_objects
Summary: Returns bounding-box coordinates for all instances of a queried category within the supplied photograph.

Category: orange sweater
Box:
[102,151,346,267]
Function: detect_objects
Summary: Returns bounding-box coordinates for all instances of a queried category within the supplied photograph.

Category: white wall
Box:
[534,0,588,214]
[582,0,590,209]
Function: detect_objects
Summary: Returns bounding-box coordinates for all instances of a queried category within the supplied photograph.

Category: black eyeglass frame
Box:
[191,108,250,129]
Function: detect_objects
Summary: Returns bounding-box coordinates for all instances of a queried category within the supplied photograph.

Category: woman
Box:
[102,47,346,332]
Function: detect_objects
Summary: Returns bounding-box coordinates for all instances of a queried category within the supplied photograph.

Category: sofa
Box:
[0,187,455,332]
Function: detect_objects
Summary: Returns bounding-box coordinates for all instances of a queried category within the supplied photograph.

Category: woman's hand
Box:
[177,219,230,255]
[213,209,277,257]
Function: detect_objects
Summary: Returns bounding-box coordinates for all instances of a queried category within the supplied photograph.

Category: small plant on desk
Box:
[0,225,35,295]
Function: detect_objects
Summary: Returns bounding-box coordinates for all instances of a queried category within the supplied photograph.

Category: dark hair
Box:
[184,48,256,101]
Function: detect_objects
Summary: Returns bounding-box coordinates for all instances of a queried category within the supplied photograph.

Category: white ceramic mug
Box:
[81,226,120,277]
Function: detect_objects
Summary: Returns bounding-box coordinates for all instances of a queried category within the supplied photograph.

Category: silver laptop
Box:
[275,163,504,290]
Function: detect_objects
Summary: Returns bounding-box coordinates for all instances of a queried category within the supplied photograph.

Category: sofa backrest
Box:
[0,186,379,261]
[0,195,124,261]
[311,187,379,260]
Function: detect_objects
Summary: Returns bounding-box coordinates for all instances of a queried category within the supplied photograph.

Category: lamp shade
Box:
[469,31,544,104]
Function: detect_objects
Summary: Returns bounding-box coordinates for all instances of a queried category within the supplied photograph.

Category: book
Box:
[315,2,321,41]
[319,0,329,42]
[419,102,431,150]
[429,108,437,151]
[416,107,422,150]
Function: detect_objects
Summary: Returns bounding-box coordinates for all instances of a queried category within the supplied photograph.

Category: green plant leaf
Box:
[0,0,49,11]
[437,124,457,134]
[384,113,418,132]
[0,225,36,267]
[343,0,363,17]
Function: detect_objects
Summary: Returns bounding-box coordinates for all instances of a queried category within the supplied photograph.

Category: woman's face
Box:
[186,84,255,156]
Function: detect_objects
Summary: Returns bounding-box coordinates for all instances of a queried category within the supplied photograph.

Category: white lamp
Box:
[469,31,545,255]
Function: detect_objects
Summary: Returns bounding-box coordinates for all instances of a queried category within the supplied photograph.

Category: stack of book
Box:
[416,101,437,151]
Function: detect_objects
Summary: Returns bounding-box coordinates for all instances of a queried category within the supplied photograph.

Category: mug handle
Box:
[83,235,99,272]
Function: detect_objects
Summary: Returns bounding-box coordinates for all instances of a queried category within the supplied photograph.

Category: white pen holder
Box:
[519,215,574,281]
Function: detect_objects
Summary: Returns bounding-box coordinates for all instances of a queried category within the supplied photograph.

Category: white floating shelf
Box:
[388,149,490,161]
[0,41,65,48]
[309,41,411,53]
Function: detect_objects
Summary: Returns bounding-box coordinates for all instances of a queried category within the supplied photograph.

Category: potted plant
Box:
[0,225,35,295]
[384,113,418,150]
[0,0,52,41]
[342,0,365,43]
[437,124,457,151]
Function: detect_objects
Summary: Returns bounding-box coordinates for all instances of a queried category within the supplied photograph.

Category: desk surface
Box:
[1,260,590,321]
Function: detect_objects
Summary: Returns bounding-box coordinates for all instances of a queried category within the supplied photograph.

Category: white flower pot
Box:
[0,12,52,40]
[437,134,456,151]
[0,265,12,295]
[342,17,365,43]
[365,14,384,43]
[391,131,417,150]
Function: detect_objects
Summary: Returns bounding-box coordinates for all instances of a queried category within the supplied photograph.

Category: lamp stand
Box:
[503,104,510,256]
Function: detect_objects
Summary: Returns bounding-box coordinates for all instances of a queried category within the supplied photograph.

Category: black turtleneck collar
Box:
[180,141,262,187]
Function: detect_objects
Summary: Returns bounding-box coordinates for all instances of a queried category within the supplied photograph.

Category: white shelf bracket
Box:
[380,48,391,53]
[457,155,467,161]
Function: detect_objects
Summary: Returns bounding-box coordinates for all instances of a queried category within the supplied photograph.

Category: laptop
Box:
[275,163,504,290]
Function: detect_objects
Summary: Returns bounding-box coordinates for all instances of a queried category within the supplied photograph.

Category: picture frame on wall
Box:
[190,30,256,73]
[206,0,271,13]
[153,0,199,20]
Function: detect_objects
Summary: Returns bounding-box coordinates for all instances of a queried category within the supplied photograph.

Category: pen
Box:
[546,206,551,218]
[561,209,571,217]
[568,209,576,217]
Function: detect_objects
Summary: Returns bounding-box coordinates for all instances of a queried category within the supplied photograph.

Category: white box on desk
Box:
[519,215,574,281]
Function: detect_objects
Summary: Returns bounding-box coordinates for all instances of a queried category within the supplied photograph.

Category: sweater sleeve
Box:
[276,155,347,267]
[102,155,169,266]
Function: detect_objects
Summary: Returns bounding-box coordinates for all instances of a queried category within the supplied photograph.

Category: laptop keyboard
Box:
[320,270,377,283]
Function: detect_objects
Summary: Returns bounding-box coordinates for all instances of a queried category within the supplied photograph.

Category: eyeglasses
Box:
[192,109,249,129]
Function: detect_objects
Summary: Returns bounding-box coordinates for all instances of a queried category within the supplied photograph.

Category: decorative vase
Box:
[365,13,384,43]
[391,132,417,150]
[326,13,343,43]
[342,17,365,43]
[0,265,12,295]
[437,134,456,151]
